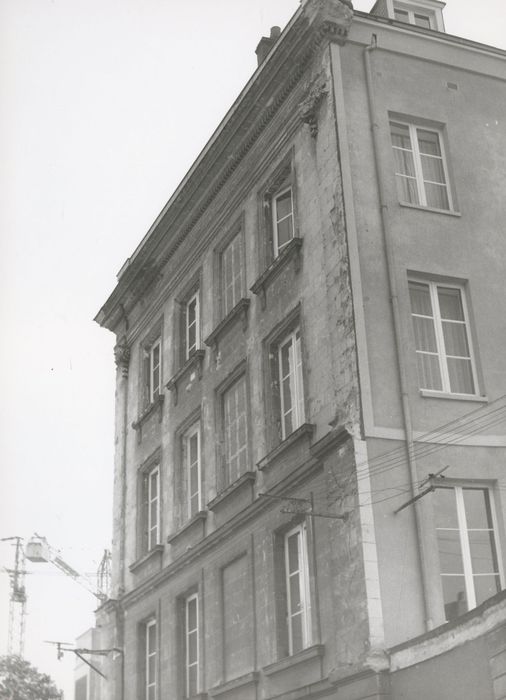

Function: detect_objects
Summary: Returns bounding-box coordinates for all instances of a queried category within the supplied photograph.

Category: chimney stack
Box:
[255,26,281,66]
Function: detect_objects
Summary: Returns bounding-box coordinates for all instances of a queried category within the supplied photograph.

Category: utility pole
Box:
[1,536,27,657]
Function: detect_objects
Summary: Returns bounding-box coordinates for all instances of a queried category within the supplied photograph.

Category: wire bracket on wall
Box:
[258,492,349,520]
[394,465,450,515]
[45,640,123,679]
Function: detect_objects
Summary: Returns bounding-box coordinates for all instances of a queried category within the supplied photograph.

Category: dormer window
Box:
[371,0,445,32]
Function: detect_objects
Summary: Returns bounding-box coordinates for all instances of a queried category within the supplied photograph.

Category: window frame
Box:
[184,291,200,361]
[145,619,157,700]
[183,421,202,520]
[408,279,479,396]
[284,522,312,655]
[434,484,504,621]
[390,120,453,211]
[278,327,305,440]
[147,338,162,404]
[393,3,435,28]
[220,228,245,319]
[272,185,295,258]
[146,465,160,551]
[221,373,249,489]
[184,593,199,698]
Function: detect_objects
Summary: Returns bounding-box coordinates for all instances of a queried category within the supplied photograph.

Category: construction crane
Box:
[1,536,28,657]
[25,534,110,603]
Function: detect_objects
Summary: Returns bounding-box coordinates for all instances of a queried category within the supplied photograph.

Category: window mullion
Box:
[456,487,476,610]
[410,125,427,206]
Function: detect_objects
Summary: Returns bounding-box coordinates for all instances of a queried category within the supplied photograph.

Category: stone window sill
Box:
[166,510,207,545]
[208,471,256,511]
[420,390,488,403]
[263,644,324,677]
[257,423,315,471]
[132,395,164,433]
[250,238,303,309]
[129,545,163,574]
[209,671,259,697]
[166,350,205,405]
[204,298,250,353]
[399,202,461,217]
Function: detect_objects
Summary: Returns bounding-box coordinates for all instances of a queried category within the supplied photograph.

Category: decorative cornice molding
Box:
[165,350,206,405]
[131,395,164,443]
[299,75,329,137]
[250,238,303,309]
[204,298,250,353]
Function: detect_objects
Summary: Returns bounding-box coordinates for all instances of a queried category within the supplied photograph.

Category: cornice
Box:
[95,0,354,333]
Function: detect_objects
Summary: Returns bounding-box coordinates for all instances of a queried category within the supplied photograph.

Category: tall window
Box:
[278,328,305,439]
[222,376,248,487]
[285,523,311,655]
[408,280,477,395]
[147,339,161,404]
[185,292,200,360]
[144,466,160,551]
[272,186,294,256]
[183,423,201,519]
[185,594,199,698]
[390,121,451,210]
[221,232,244,317]
[145,619,157,700]
[434,486,502,621]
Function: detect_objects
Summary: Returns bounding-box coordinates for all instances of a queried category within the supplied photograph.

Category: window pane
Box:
[391,122,411,149]
[437,530,464,574]
[474,574,501,606]
[287,533,299,574]
[442,321,470,357]
[188,631,197,662]
[417,129,441,157]
[187,598,197,629]
[416,352,442,391]
[395,175,419,204]
[441,575,468,621]
[148,655,156,681]
[393,147,416,177]
[414,13,431,28]
[393,8,409,21]
[424,183,450,210]
[469,531,499,575]
[463,489,493,529]
[276,190,292,220]
[447,357,475,394]
[438,287,464,321]
[148,686,155,700]
[413,316,438,352]
[420,155,445,185]
[188,666,198,697]
[290,613,304,654]
[434,489,459,528]
[148,623,156,651]
[409,282,431,315]
[290,575,302,612]
[277,216,293,249]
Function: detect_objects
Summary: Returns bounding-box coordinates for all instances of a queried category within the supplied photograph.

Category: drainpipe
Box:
[363,35,433,631]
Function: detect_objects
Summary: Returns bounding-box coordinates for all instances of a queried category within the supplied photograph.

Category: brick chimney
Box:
[255,26,282,66]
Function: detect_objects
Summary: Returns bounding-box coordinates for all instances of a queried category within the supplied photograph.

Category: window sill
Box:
[131,395,164,443]
[204,298,250,353]
[250,237,303,309]
[258,423,315,471]
[399,202,461,217]
[129,545,163,574]
[208,471,256,512]
[263,644,324,677]
[209,672,259,697]
[166,510,207,546]
[420,390,488,403]
[165,349,205,405]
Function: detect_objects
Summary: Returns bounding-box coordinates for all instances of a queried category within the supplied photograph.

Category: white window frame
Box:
[148,338,161,404]
[222,375,248,486]
[145,619,157,700]
[184,422,201,519]
[272,186,294,257]
[146,466,160,551]
[393,3,435,28]
[435,485,504,619]
[284,523,311,655]
[390,120,453,211]
[185,593,199,698]
[278,328,305,440]
[221,231,244,318]
[408,279,478,396]
[185,292,200,360]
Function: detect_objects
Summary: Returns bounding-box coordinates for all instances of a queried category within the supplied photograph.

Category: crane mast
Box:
[1,536,27,657]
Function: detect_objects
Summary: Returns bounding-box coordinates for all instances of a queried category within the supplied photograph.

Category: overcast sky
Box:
[0,0,504,697]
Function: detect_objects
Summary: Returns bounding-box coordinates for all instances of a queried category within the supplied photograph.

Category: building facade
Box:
[95,1,506,698]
